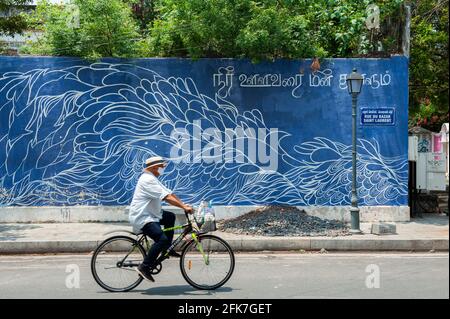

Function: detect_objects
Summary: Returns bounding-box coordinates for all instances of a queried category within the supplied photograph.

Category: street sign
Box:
[361,107,395,125]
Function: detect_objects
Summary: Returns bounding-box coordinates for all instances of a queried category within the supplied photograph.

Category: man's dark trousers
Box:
[141,210,176,268]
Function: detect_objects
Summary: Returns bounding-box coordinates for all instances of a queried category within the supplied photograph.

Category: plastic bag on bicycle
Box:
[196,200,217,232]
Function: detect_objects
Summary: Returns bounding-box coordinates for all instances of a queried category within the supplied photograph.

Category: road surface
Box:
[0,252,448,299]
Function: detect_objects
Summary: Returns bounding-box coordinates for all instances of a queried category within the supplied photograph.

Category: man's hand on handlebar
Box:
[183,204,194,214]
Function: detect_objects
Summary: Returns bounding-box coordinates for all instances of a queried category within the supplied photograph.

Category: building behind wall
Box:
[0,0,68,54]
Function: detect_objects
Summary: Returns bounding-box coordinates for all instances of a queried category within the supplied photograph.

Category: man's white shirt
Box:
[129,171,172,233]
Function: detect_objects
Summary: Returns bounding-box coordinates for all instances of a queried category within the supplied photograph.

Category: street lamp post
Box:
[346,68,363,234]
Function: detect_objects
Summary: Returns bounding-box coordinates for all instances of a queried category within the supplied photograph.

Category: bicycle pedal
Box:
[150,263,162,275]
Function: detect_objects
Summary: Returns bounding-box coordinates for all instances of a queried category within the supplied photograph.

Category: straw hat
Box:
[144,156,166,168]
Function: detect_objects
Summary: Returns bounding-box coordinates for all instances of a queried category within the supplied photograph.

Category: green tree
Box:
[409,0,449,131]
[22,0,406,60]
[129,0,160,31]
[235,4,320,61]
[145,0,255,58]
[24,0,140,58]
[0,0,30,37]
[142,0,404,60]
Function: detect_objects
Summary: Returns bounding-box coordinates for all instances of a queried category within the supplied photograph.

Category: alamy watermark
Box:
[365,4,380,30]
[65,264,80,289]
[169,120,280,172]
[65,2,80,29]
[365,264,381,289]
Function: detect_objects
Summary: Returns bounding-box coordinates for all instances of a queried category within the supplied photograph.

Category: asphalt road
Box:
[0,252,448,299]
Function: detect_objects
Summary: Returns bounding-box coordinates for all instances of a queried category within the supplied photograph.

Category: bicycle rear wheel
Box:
[180,234,235,290]
[91,235,146,292]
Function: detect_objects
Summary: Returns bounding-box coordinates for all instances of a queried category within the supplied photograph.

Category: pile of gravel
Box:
[217,205,350,237]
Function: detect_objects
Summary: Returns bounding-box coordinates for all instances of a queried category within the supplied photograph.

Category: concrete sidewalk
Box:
[0,214,448,254]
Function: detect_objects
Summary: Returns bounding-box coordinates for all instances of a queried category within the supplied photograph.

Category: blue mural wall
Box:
[0,56,408,207]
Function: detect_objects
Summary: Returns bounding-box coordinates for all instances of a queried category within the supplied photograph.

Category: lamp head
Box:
[346,68,363,95]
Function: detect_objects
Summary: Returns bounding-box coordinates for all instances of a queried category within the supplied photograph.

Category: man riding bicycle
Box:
[129,156,193,282]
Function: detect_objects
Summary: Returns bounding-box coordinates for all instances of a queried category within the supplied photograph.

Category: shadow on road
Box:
[140,284,234,296]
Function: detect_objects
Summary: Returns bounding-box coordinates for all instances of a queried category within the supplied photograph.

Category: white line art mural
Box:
[0,61,408,206]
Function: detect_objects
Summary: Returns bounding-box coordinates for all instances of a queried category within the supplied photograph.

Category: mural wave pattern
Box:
[0,63,408,206]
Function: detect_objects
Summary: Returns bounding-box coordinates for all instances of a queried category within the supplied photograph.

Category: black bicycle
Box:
[91,211,235,292]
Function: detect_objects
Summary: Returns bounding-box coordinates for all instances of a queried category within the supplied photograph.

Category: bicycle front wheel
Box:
[91,235,146,292]
[180,234,235,290]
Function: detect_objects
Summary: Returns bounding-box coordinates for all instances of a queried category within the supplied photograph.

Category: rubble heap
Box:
[218,206,350,237]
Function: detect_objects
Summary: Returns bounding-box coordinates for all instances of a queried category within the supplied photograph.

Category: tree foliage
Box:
[23,0,140,58]
[0,0,30,37]
[21,0,407,59]
[130,0,159,31]
[409,0,448,131]
[144,0,404,60]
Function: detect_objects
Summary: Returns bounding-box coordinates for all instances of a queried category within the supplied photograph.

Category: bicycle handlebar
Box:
[184,209,194,217]
[184,208,201,230]
[184,209,195,222]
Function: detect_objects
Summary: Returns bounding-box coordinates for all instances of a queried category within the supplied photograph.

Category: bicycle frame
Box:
[118,212,209,268]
